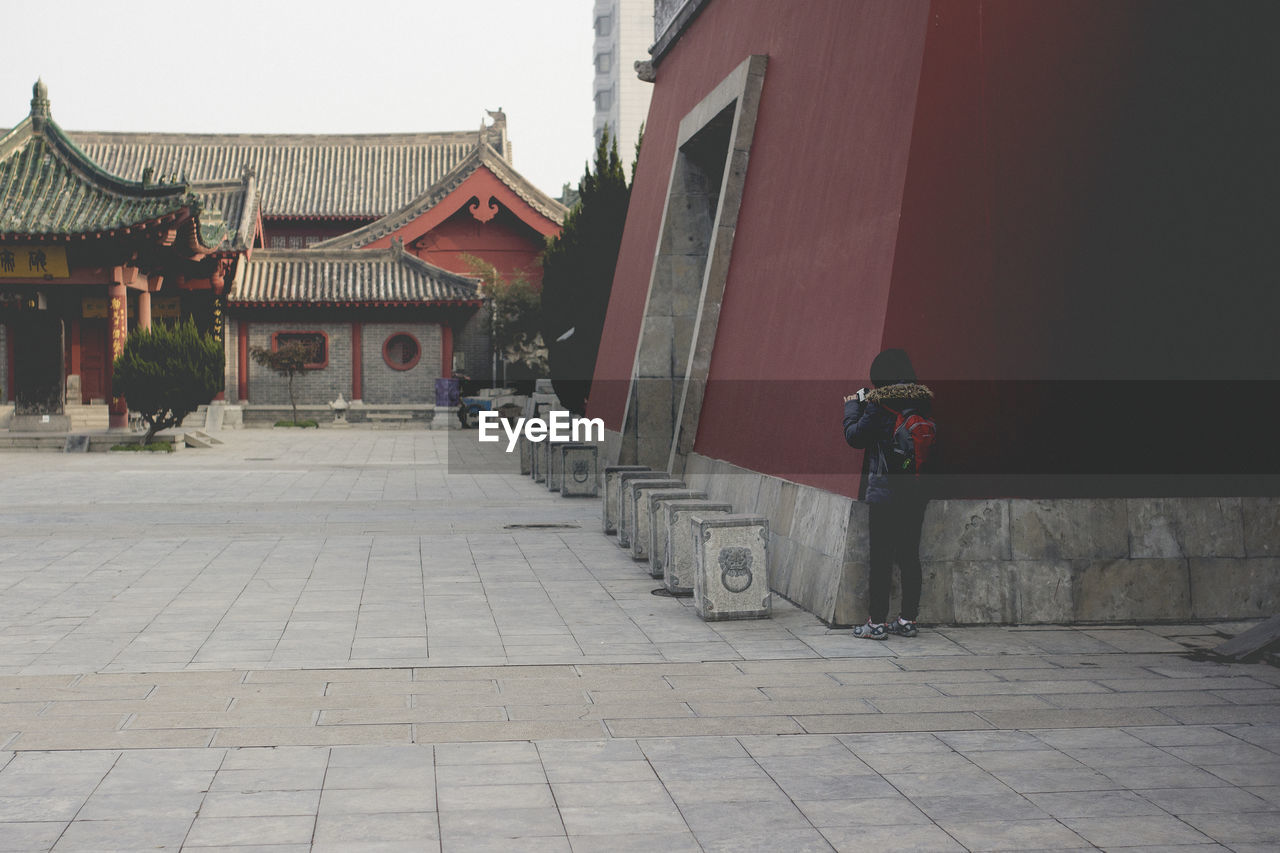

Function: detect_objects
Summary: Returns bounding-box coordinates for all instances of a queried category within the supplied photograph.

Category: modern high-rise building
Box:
[592,0,654,171]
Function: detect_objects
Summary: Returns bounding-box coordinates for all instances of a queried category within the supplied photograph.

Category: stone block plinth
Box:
[692,514,771,621]
[615,472,676,547]
[519,436,531,476]
[560,444,599,497]
[621,478,683,552]
[639,489,706,573]
[603,466,652,534]
[531,438,545,483]
[546,440,572,492]
[662,500,732,594]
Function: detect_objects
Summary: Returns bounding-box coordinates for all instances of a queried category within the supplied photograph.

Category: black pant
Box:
[868,499,926,623]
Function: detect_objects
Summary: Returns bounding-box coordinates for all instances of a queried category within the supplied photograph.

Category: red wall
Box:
[411,207,547,287]
[589,0,932,497]
[592,0,1280,498]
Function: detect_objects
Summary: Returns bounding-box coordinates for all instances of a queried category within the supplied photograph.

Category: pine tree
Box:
[540,127,633,414]
[112,318,224,444]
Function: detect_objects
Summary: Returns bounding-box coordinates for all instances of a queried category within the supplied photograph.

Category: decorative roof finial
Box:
[30,78,51,124]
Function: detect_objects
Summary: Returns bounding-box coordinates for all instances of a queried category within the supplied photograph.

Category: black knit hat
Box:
[869,348,917,387]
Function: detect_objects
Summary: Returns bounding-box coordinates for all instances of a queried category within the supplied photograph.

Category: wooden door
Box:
[80,321,108,403]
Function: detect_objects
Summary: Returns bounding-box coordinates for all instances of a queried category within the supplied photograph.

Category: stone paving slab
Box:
[0,429,1276,850]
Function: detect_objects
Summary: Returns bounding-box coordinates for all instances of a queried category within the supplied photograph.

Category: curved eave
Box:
[0,208,190,243]
[227,299,484,309]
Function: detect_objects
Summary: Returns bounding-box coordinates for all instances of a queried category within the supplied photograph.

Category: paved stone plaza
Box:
[0,430,1278,851]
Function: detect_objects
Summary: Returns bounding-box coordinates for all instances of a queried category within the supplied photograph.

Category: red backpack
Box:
[888,408,937,475]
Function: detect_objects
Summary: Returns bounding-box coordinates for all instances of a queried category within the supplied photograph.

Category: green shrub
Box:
[112,318,223,444]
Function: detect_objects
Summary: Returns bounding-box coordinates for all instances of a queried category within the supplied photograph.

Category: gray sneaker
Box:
[886,618,918,638]
[852,620,887,640]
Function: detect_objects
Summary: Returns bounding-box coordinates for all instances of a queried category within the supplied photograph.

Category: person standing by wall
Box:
[842,348,935,639]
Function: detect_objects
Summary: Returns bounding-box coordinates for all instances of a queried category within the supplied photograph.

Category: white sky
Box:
[3,0,598,196]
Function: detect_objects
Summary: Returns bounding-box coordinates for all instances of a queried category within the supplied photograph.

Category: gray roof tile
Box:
[231,245,482,307]
[68,128,508,220]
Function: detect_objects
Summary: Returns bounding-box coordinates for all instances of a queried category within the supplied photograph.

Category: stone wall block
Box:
[636,315,675,378]
[831,560,865,628]
[795,546,839,621]
[1128,498,1245,558]
[1244,497,1280,557]
[920,500,1011,562]
[1011,560,1076,624]
[1073,558,1192,621]
[768,534,798,601]
[693,515,771,621]
[1189,557,1280,619]
[682,453,714,492]
[755,476,799,543]
[1011,499,1128,560]
[916,561,956,625]
[790,486,852,557]
[948,562,1019,624]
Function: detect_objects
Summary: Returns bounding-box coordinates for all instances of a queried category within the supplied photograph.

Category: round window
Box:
[383,333,421,371]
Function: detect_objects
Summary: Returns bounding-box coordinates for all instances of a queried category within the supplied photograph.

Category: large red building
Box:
[591,0,1278,625]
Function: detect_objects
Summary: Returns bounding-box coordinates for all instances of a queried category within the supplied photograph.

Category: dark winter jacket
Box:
[843,382,934,503]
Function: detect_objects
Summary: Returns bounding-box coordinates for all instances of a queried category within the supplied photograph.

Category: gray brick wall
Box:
[456,311,493,384]
[361,323,442,405]
[247,321,351,407]
[0,322,7,403]
[225,318,240,401]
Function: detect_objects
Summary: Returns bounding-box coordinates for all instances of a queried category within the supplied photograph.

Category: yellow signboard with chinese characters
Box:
[82,297,109,318]
[0,246,70,278]
[153,295,180,319]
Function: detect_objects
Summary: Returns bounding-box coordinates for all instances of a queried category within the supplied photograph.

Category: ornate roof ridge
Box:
[312,141,567,250]
[65,129,488,146]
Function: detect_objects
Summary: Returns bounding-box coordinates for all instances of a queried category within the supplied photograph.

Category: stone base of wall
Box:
[241,405,435,428]
[663,443,1280,626]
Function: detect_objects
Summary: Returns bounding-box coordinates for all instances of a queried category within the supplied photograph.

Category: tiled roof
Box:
[192,172,259,252]
[68,127,509,220]
[312,142,568,250]
[0,83,225,248]
[230,245,482,307]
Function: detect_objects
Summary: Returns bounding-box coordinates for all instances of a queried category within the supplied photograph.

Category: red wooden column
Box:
[351,321,363,400]
[4,320,13,402]
[69,316,82,404]
[237,321,249,402]
[108,280,128,428]
[441,324,453,379]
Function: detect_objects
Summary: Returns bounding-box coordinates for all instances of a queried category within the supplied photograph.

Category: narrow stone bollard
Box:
[519,435,531,476]
[602,466,651,534]
[620,478,683,552]
[559,444,599,497]
[635,488,706,567]
[645,490,707,578]
[531,437,545,483]
[611,471,671,544]
[662,500,732,594]
[692,514,771,621]
[545,440,572,492]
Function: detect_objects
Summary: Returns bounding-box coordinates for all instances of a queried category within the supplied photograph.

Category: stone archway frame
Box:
[620,54,768,476]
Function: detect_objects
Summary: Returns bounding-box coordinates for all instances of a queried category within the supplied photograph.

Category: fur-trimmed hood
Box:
[866,383,933,406]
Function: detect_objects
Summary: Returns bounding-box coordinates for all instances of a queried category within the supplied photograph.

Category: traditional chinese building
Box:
[0,84,566,427]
